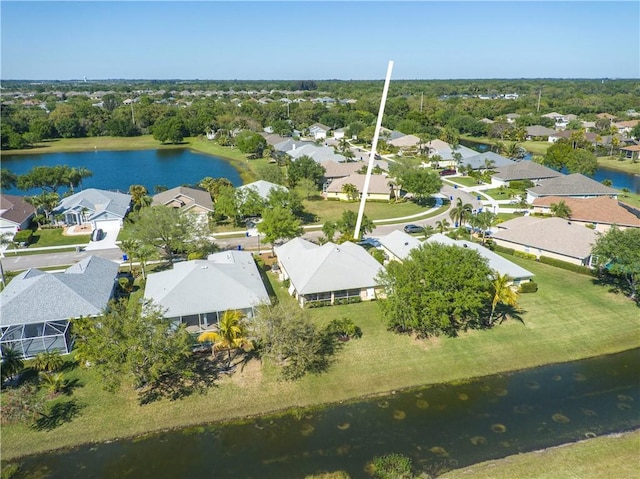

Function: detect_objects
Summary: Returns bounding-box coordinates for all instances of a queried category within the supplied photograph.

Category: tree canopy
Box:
[257,206,303,251]
[72,300,195,401]
[378,242,493,337]
[287,156,326,188]
[592,226,640,302]
[235,130,267,158]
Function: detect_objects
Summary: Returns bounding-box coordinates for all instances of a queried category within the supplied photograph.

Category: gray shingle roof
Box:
[152,186,213,212]
[493,161,563,182]
[525,125,557,137]
[288,144,347,164]
[492,217,599,260]
[143,251,270,318]
[528,174,619,197]
[0,194,36,226]
[0,256,119,326]
[275,238,385,295]
[55,188,131,221]
[463,152,515,170]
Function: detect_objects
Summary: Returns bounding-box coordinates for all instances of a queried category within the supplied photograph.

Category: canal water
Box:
[13,349,639,479]
[1,148,243,195]
[459,140,640,194]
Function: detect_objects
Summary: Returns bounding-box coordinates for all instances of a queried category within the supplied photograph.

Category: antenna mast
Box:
[353,60,394,240]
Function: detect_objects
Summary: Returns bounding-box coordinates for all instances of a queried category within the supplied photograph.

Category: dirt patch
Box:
[411,334,442,350]
[227,358,264,387]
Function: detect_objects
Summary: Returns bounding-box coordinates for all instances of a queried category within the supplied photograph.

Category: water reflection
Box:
[14,349,639,479]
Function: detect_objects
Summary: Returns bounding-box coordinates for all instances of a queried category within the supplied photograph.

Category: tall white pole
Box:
[353,60,394,240]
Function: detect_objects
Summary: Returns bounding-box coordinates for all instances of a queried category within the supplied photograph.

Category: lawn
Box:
[444,176,482,188]
[440,430,640,479]
[598,156,640,175]
[303,199,436,224]
[482,187,520,200]
[2,256,639,461]
[16,228,90,249]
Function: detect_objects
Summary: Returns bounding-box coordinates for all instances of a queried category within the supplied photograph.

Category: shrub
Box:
[325,318,362,340]
[13,230,33,246]
[519,281,538,293]
[492,244,515,255]
[512,250,536,260]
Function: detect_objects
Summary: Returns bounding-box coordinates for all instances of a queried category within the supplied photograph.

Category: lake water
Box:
[1,149,243,195]
[459,140,640,194]
[13,348,639,479]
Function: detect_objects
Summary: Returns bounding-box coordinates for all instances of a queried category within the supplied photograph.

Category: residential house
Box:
[0,256,119,358]
[491,161,563,188]
[525,125,557,140]
[54,188,131,228]
[462,152,515,171]
[274,238,384,307]
[288,144,347,164]
[426,233,534,285]
[143,250,270,333]
[492,216,599,267]
[377,230,422,262]
[333,128,346,140]
[308,123,331,140]
[0,194,36,237]
[388,134,421,150]
[531,196,640,232]
[613,120,640,137]
[322,161,364,191]
[238,180,288,201]
[152,186,214,221]
[620,145,640,160]
[325,173,393,201]
[505,113,520,124]
[526,173,618,203]
[423,139,478,168]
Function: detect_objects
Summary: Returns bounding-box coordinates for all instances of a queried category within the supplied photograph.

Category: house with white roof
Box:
[0,256,119,358]
[492,216,599,267]
[275,238,385,307]
[377,230,422,262]
[462,152,515,171]
[238,180,288,201]
[144,250,270,333]
[423,139,478,168]
[54,188,131,228]
[288,144,347,164]
[308,123,331,140]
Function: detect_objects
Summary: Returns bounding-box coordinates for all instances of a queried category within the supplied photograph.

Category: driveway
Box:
[84,222,122,251]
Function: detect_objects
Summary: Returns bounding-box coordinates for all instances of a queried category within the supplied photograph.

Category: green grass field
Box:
[2,255,638,460]
[440,430,640,479]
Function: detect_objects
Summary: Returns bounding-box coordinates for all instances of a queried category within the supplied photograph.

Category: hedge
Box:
[538,256,593,276]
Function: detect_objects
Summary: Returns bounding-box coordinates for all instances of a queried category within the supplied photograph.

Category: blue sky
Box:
[1,1,639,80]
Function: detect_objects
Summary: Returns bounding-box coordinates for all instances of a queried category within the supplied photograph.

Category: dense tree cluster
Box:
[2,79,638,150]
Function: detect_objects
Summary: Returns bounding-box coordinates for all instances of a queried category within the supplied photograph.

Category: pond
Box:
[1,148,243,195]
[13,348,639,479]
[459,140,640,194]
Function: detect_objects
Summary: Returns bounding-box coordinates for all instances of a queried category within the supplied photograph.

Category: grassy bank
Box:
[597,155,640,175]
[440,430,640,479]
[2,255,638,460]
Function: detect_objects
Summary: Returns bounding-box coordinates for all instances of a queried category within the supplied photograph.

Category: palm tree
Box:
[32,350,64,373]
[489,272,519,326]
[128,185,149,211]
[120,239,138,273]
[39,372,66,395]
[341,183,359,201]
[197,310,247,367]
[550,200,572,219]
[435,219,450,234]
[135,244,157,280]
[1,346,24,383]
[449,198,472,227]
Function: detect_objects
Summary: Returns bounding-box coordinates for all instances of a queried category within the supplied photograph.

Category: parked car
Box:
[91,228,104,242]
[439,169,457,176]
[403,224,423,234]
